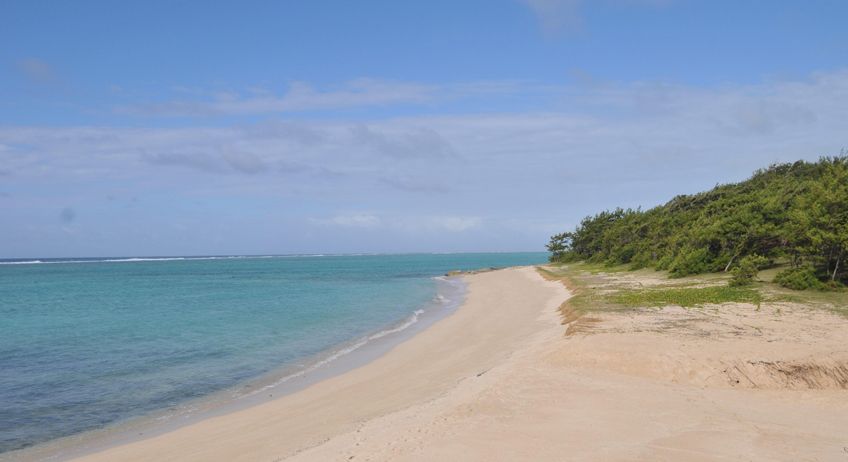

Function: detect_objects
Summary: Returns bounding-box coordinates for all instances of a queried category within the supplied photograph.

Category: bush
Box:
[824,279,845,290]
[668,248,710,278]
[655,254,673,271]
[628,253,652,271]
[774,266,825,290]
[612,245,636,264]
[729,255,766,286]
[750,254,772,270]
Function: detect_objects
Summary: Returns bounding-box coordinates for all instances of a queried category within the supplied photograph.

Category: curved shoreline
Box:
[60,266,567,461]
[6,266,847,460]
[5,274,471,461]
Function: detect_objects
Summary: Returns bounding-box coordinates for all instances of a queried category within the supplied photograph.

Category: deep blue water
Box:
[0,253,546,453]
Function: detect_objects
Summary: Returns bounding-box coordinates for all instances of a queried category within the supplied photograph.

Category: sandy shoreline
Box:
[287,266,848,462]
[19,264,848,461]
[65,266,568,461]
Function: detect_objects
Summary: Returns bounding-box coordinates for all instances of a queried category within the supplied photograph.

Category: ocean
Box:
[0,252,547,455]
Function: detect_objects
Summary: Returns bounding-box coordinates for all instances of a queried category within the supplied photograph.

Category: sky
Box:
[1,0,847,258]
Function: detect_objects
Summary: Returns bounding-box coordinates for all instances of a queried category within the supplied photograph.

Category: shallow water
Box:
[0,252,546,453]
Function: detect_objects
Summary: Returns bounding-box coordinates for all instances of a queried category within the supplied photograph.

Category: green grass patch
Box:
[542,260,847,318]
[537,264,636,316]
[568,261,633,274]
[609,285,762,308]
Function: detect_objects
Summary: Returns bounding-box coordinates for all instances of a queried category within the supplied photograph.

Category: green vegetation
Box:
[547,157,848,290]
[610,285,762,308]
[729,254,768,287]
[773,266,825,290]
[540,261,847,324]
[537,264,635,316]
[537,263,769,335]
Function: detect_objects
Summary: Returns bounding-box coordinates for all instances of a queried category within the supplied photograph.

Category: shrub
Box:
[749,254,771,270]
[628,252,651,270]
[612,245,636,264]
[824,279,845,290]
[655,254,673,271]
[729,255,762,286]
[668,248,710,278]
[774,266,825,290]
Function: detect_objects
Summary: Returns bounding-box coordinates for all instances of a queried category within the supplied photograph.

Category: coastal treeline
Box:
[547,156,848,289]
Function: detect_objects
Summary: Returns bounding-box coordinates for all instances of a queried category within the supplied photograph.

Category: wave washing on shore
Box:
[0,252,546,454]
[0,255,331,265]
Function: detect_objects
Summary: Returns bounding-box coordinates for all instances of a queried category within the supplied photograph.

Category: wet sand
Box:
[72,267,567,461]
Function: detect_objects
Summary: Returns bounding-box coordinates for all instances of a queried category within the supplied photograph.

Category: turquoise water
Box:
[0,252,546,454]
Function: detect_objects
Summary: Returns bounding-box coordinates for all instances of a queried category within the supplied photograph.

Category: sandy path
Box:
[71,266,568,462]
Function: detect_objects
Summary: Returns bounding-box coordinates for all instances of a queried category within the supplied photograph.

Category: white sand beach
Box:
[71,266,848,462]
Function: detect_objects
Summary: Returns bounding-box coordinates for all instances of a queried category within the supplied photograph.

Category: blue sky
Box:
[1,0,847,257]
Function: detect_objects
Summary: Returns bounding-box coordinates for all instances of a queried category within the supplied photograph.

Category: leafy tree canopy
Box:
[548,156,848,288]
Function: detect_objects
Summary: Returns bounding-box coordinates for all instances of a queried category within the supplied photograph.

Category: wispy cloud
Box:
[140,150,269,174]
[521,0,584,34]
[520,0,674,35]
[312,213,383,228]
[349,125,455,158]
[121,79,438,117]
[5,70,847,183]
[312,213,480,233]
[15,57,59,85]
[379,175,450,193]
[117,79,540,117]
[2,69,847,255]
[424,216,481,232]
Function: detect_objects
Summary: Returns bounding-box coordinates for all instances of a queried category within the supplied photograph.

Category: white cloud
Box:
[2,68,847,249]
[310,213,480,233]
[122,79,438,116]
[117,78,540,117]
[312,213,382,228]
[349,125,455,158]
[4,70,847,184]
[426,216,481,232]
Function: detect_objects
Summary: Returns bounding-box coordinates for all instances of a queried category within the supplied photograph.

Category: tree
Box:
[787,158,848,281]
[546,156,848,288]
[546,232,572,262]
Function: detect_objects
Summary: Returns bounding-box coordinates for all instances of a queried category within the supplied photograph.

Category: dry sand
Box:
[71,267,566,461]
[72,266,848,462]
